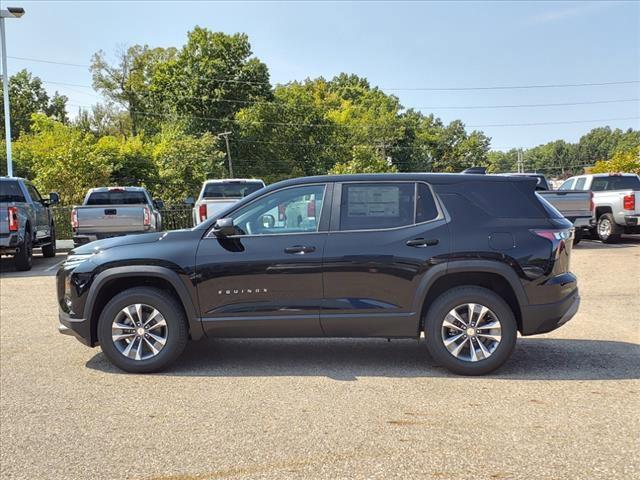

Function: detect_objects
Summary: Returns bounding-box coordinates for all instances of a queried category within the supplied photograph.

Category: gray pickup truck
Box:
[1,177,59,270]
[500,173,594,243]
[71,187,163,247]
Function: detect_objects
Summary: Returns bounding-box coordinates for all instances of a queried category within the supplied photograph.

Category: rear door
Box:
[321,181,450,337]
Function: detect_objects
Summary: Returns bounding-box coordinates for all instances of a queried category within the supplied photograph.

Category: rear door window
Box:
[559,179,575,191]
[0,181,26,202]
[339,183,415,231]
[86,191,149,205]
[574,177,587,190]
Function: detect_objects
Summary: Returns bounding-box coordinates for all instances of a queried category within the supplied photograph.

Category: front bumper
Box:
[520,289,580,336]
[58,309,94,347]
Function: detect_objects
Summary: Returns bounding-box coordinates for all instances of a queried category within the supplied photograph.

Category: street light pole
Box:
[1,7,25,178]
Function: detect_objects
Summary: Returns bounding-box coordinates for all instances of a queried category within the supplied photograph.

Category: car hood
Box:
[71,230,189,255]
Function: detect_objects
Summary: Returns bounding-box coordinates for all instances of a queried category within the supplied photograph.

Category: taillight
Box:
[623,194,635,211]
[8,207,18,232]
[307,200,316,218]
[71,209,78,230]
[589,191,595,213]
[143,206,151,226]
[532,229,572,242]
[198,204,207,222]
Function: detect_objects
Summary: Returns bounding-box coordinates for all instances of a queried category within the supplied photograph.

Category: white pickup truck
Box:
[193,179,265,225]
[558,173,640,243]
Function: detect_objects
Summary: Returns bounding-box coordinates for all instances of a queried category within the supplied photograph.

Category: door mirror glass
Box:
[260,214,275,229]
[48,192,60,205]
[213,217,236,237]
[153,198,165,210]
[184,196,195,206]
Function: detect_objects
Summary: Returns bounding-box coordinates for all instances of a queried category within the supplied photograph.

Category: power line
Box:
[67,103,639,132]
[11,55,639,91]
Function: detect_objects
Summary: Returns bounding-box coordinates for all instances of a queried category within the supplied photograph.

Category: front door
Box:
[24,183,49,241]
[321,181,450,337]
[195,183,330,337]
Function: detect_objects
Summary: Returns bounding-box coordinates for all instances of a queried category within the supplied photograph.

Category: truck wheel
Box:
[41,226,56,258]
[573,229,582,246]
[14,231,33,271]
[97,287,189,373]
[424,286,517,376]
[597,213,621,243]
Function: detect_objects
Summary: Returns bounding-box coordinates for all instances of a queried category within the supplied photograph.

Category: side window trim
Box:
[330,181,444,233]
[205,183,330,238]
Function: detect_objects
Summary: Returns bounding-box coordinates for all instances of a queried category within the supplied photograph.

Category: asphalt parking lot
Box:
[1,238,639,480]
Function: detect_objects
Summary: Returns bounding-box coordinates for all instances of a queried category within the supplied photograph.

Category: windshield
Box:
[0,181,26,202]
[203,182,263,199]
[86,191,148,205]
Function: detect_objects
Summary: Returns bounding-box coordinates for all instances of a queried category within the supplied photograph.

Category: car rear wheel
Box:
[424,286,517,375]
[14,231,33,271]
[97,287,188,373]
[597,213,621,243]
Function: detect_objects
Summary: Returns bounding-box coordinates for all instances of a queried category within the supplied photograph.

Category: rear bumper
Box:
[58,309,93,347]
[73,229,154,246]
[520,289,580,336]
[0,232,21,254]
[623,215,640,226]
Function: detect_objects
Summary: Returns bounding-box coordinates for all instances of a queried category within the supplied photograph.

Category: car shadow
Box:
[0,252,67,278]
[575,235,640,249]
[85,337,640,381]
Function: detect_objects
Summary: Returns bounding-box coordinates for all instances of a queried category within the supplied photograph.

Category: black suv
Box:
[57,174,579,375]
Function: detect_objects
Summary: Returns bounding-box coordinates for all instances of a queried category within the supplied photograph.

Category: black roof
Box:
[266,172,536,191]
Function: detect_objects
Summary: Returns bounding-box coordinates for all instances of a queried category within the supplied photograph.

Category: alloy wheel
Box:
[111,303,168,361]
[440,303,502,362]
[598,218,611,238]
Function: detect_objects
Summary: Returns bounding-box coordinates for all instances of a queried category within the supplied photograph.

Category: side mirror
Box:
[184,196,195,207]
[48,192,60,205]
[212,217,236,237]
[153,198,165,210]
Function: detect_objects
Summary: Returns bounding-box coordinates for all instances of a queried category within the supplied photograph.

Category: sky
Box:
[2,0,639,151]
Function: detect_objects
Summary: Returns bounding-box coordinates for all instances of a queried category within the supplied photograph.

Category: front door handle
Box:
[406,238,439,248]
[284,245,316,254]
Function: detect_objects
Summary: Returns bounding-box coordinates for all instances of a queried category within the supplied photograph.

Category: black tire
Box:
[41,225,56,258]
[97,287,189,373]
[424,286,517,375]
[14,230,33,271]
[573,229,582,246]
[596,213,621,243]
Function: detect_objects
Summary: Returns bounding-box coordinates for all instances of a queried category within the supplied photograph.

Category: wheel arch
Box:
[84,266,203,346]
[595,206,613,219]
[415,260,528,334]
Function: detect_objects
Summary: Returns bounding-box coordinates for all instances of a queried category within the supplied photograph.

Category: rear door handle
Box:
[406,238,439,247]
[284,245,316,254]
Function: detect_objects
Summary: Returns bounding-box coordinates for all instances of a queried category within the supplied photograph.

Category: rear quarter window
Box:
[434,181,545,220]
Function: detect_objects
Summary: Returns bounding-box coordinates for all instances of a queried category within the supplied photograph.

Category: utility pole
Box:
[217,131,233,178]
[1,7,26,177]
[517,149,524,173]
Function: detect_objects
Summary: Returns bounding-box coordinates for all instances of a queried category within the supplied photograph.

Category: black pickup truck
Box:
[57,173,580,375]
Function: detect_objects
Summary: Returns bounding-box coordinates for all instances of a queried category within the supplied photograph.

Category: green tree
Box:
[0,70,68,139]
[329,145,398,174]
[151,125,225,202]
[91,45,178,135]
[149,28,272,136]
[590,147,640,174]
[12,114,111,204]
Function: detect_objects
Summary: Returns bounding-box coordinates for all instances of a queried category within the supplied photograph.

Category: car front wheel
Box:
[97,287,188,373]
[424,286,517,375]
